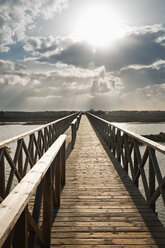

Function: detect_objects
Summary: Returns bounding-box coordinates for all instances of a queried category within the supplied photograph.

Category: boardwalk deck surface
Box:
[51,115,165,247]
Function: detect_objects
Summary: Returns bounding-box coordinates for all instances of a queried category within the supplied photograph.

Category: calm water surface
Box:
[112,122,165,135]
[0,123,41,142]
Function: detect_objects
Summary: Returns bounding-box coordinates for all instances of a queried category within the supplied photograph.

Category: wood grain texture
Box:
[51,115,165,247]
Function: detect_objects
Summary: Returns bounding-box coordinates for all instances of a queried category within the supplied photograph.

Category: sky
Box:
[0,0,165,111]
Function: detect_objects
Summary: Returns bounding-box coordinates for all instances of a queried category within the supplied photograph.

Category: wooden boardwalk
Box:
[51,115,165,247]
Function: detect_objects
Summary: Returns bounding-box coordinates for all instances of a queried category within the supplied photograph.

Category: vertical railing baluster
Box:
[53,123,56,141]
[149,150,155,211]
[48,126,51,146]
[117,130,121,163]
[18,139,23,177]
[71,120,76,149]
[124,135,129,173]
[134,147,139,187]
[44,127,48,151]
[0,148,5,199]
[113,128,115,154]
[13,207,28,248]
[55,151,61,207]
[30,134,34,164]
[61,142,66,186]
[43,167,52,247]
[38,130,42,157]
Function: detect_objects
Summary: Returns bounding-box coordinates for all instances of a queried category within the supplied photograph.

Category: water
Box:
[112,122,165,135]
[0,123,41,142]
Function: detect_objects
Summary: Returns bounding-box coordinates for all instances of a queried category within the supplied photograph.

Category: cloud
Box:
[1,18,165,111]
[120,59,165,71]
[25,24,165,72]
[0,58,124,110]
[128,24,164,35]
[0,0,68,51]
[0,58,164,111]
[0,58,118,109]
[23,36,74,56]
[119,84,165,110]
[118,59,165,93]
[0,59,25,72]
[91,73,123,95]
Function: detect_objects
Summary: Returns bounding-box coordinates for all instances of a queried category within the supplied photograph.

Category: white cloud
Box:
[91,73,123,96]
[23,36,74,56]
[120,59,165,71]
[0,0,68,51]
[120,84,165,110]
[0,59,124,110]
[128,24,164,36]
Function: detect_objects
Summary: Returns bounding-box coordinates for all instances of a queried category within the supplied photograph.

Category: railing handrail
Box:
[0,112,77,149]
[0,134,66,247]
[71,119,77,125]
[87,112,165,154]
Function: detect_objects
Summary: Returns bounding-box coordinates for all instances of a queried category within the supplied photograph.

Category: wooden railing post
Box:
[61,142,66,186]
[13,207,28,248]
[77,116,80,129]
[71,120,76,149]
[149,151,155,211]
[55,151,61,207]
[30,134,34,164]
[134,148,139,187]
[43,167,52,247]
[77,115,81,130]
[18,139,23,177]
[0,148,5,199]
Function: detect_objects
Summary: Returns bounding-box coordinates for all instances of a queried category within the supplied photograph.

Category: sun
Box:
[74,4,126,48]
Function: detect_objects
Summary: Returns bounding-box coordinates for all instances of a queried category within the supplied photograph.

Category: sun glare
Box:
[74,5,126,48]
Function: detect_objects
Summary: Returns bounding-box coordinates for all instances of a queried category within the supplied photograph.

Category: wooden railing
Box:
[0,134,66,248]
[87,112,165,212]
[71,114,82,149]
[0,113,78,202]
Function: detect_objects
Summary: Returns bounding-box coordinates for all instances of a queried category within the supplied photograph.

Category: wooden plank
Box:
[51,232,165,238]
[51,238,165,245]
[51,246,165,248]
